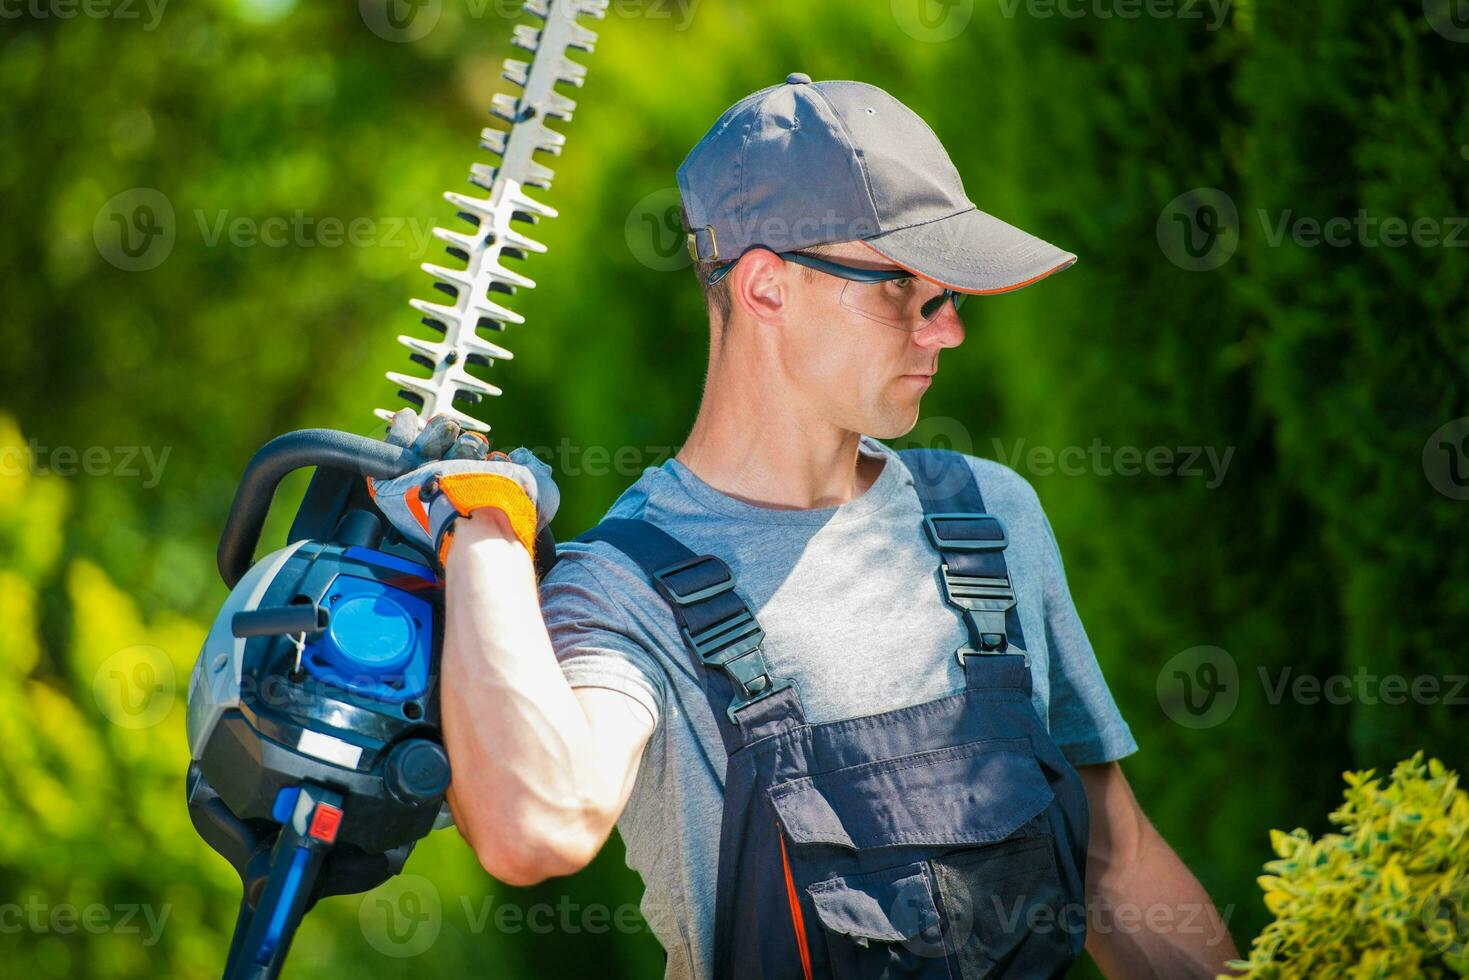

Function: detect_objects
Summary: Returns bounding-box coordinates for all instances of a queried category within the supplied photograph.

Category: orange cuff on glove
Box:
[435,472,539,566]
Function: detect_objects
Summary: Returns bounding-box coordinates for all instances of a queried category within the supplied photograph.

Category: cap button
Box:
[785,72,812,85]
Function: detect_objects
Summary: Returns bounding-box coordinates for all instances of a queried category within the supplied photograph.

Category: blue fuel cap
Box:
[328,595,415,669]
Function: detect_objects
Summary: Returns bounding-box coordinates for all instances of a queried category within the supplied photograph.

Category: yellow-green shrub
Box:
[1227,753,1469,979]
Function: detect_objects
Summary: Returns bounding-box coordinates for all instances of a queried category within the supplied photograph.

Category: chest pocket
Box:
[770,736,1075,979]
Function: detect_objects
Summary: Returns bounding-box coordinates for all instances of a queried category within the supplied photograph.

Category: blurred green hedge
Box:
[0,0,1464,976]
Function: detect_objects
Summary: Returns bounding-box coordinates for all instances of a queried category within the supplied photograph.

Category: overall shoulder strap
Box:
[575,518,801,747]
[899,449,1028,655]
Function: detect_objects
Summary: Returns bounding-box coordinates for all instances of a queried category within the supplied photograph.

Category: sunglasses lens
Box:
[841,280,962,331]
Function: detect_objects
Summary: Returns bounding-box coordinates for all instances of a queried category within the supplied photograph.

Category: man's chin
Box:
[866,401,925,441]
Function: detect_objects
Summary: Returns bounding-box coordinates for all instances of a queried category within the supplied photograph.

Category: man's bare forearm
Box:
[1087,826,1238,977]
[439,512,629,885]
[1081,763,1239,978]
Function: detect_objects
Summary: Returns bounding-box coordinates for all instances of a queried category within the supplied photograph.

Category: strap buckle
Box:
[939,564,1017,653]
[654,555,792,724]
[686,225,719,263]
[652,554,736,605]
[956,646,1028,667]
[923,513,1008,553]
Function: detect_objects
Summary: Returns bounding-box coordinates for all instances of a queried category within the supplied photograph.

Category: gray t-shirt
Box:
[539,436,1137,980]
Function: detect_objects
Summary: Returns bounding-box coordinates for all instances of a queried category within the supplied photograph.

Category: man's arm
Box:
[439,511,655,886]
[1079,761,1239,978]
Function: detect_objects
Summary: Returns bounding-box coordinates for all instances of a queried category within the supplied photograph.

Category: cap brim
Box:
[863,207,1077,294]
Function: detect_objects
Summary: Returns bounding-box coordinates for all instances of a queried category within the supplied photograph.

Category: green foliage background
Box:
[0,0,1465,976]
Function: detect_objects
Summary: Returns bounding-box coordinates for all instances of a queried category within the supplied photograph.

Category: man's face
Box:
[775,242,966,440]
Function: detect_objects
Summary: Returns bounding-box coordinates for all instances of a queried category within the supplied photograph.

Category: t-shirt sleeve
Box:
[538,551,668,730]
[1035,507,1139,767]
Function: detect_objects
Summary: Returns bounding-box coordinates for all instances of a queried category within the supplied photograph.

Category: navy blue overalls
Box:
[578,449,1090,978]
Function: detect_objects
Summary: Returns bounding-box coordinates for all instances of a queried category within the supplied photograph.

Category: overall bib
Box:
[578,449,1090,979]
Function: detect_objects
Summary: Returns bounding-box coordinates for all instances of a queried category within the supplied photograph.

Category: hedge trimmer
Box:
[183,3,606,976]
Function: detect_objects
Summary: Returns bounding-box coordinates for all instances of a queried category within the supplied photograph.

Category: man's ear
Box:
[725,249,789,326]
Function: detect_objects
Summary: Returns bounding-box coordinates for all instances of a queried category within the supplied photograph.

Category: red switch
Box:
[308,803,342,844]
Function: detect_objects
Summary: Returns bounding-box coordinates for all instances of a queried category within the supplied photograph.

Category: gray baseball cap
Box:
[677,72,1076,293]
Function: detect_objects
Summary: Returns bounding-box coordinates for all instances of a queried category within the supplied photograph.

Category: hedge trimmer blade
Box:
[378,0,608,433]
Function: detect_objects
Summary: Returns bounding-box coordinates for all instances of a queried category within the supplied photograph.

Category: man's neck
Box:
[675,358,883,511]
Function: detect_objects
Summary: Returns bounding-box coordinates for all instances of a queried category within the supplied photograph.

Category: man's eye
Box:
[886,277,916,292]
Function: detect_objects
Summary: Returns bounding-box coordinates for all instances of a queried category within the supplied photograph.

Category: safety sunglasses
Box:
[707,249,968,331]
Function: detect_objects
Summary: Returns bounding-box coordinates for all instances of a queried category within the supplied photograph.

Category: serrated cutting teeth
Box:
[409,295,525,327]
[389,0,600,432]
[398,333,514,364]
[512,25,541,52]
[469,163,498,191]
[502,59,531,88]
[555,59,587,88]
[480,128,509,156]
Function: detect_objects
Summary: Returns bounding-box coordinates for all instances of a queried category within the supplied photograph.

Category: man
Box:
[373,74,1238,978]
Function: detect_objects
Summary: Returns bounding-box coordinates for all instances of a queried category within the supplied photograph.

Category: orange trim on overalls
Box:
[777,822,813,980]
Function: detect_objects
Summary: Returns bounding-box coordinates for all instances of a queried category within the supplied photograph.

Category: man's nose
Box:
[912,296,966,349]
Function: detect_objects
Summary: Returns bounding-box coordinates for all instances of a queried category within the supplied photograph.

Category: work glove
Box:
[367,409,559,569]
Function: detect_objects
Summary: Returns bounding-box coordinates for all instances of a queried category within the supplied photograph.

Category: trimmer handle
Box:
[217,429,420,588]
